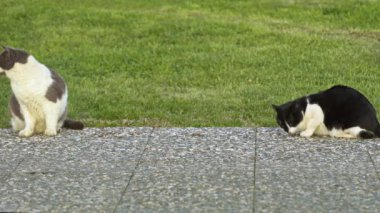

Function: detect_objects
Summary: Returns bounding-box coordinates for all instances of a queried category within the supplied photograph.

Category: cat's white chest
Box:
[12,80,52,100]
[10,60,52,95]
[12,84,48,122]
[11,74,52,113]
[288,102,331,137]
[314,122,329,136]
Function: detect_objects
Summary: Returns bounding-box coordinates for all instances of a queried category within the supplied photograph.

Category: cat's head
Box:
[0,46,29,74]
[272,99,306,133]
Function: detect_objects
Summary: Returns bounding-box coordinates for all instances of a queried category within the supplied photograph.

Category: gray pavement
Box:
[0,127,379,212]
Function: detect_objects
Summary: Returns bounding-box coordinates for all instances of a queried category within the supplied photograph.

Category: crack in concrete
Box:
[367,150,380,182]
[252,127,258,213]
[112,127,155,213]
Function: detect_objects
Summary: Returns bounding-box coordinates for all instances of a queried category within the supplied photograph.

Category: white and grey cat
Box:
[273,85,380,139]
[0,46,84,137]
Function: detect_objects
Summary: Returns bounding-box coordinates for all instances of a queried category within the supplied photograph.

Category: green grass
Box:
[0,0,379,127]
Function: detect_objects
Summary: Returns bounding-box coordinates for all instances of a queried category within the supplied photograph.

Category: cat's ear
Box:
[294,102,302,110]
[2,46,11,54]
[272,104,280,112]
[1,46,11,58]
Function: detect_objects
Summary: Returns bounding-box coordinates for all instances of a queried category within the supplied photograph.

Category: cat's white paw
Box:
[288,127,298,135]
[11,117,25,131]
[300,130,313,138]
[44,129,57,136]
[19,129,34,137]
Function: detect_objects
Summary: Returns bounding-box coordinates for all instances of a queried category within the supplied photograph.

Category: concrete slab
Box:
[0,127,152,212]
[14,127,153,173]
[117,165,254,212]
[0,129,29,181]
[0,170,131,212]
[116,128,256,212]
[255,128,380,212]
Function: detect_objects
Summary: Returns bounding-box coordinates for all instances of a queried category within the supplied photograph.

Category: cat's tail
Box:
[63,119,84,130]
[359,125,380,138]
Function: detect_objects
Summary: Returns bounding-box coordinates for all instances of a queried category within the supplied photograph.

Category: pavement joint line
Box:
[112,127,155,213]
[252,127,258,213]
[1,157,26,182]
[366,149,380,182]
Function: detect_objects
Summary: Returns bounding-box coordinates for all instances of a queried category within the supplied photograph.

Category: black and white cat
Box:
[0,46,84,137]
[273,85,380,139]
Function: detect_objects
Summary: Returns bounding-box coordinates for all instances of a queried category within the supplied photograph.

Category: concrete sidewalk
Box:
[0,127,379,212]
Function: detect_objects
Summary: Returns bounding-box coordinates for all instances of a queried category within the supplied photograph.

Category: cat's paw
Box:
[288,127,298,135]
[44,129,57,136]
[300,130,313,138]
[19,129,34,137]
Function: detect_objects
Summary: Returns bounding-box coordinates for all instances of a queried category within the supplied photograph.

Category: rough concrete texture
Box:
[0,127,379,212]
[256,128,380,213]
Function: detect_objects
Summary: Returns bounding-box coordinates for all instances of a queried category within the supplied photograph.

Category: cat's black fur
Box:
[273,85,380,138]
[273,97,306,133]
[0,46,28,70]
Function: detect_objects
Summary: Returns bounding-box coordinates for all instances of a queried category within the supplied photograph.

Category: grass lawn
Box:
[0,0,379,127]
